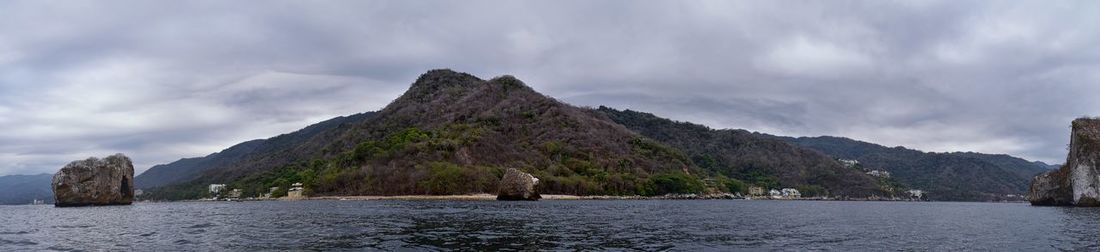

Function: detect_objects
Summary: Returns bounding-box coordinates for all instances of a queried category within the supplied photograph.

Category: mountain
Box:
[143,69,888,200]
[598,108,885,197]
[0,174,53,205]
[779,136,1050,201]
[134,112,376,189]
[1033,161,1060,170]
[948,152,1052,180]
[135,140,264,189]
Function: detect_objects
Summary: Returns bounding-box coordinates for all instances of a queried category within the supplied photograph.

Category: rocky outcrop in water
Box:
[1029,118,1100,206]
[52,154,135,207]
[497,168,540,201]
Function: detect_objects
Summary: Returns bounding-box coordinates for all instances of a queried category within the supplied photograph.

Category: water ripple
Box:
[0,201,1091,250]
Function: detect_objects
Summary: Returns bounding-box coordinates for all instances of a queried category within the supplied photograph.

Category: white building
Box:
[838,159,860,169]
[287,182,305,199]
[209,184,227,194]
[748,186,765,196]
[866,170,891,178]
[768,189,782,199]
[907,189,925,199]
[781,188,802,199]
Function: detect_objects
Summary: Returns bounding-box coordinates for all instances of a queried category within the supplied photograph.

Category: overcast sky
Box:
[1,1,1097,176]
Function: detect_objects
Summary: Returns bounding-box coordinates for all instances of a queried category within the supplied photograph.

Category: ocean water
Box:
[0,200,1094,251]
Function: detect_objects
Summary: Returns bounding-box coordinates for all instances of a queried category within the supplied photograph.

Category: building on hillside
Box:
[209,184,227,195]
[134,189,144,197]
[287,183,305,199]
[838,159,860,169]
[866,170,891,178]
[748,186,765,196]
[769,189,782,199]
[781,188,802,199]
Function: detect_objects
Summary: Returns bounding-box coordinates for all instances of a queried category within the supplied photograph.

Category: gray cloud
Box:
[1,0,1097,175]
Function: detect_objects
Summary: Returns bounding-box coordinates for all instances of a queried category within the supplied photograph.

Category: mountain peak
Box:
[391,70,544,112]
[410,69,482,91]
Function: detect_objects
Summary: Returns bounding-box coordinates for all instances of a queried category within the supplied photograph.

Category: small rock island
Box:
[52,154,135,207]
[1028,118,1100,206]
[497,168,540,201]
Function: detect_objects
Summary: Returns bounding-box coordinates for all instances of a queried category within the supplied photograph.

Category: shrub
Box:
[648,172,704,195]
[419,162,465,195]
[717,176,748,194]
[796,184,828,197]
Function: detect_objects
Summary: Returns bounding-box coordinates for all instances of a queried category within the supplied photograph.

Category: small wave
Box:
[185,229,207,235]
[0,238,38,246]
[46,245,78,251]
[185,223,217,229]
[0,231,32,235]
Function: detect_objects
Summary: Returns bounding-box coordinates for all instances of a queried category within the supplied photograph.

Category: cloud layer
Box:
[2,1,1098,175]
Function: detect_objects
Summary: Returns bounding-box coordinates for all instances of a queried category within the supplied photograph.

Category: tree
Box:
[648,172,704,195]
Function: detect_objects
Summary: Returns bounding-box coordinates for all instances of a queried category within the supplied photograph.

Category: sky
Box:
[1,1,1098,176]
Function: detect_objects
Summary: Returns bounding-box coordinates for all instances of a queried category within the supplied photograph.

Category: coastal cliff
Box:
[1028,118,1100,206]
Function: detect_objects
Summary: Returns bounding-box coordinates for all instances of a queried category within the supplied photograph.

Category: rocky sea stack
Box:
[497,168,540,201]
[52,154,135,207]
[1028,118,1100,206]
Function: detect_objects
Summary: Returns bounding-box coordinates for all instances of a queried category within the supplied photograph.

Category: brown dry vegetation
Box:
[143,69,886,200]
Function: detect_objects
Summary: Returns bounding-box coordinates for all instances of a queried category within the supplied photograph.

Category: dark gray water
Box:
[0,200,1095,251]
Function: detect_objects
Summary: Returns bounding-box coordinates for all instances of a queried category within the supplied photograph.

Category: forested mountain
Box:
[0,174,53,205]
[134,112,375,189]
[780,136,1051,201]
[135,140,264,189]
[948,152,1054,179]
[598,108,886,197]
[142,69,889,200]
[140,69,1046,202]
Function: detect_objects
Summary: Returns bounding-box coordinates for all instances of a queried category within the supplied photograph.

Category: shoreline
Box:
[308,194,597,201]
[144,195,1030,204]
[188,193,965,202]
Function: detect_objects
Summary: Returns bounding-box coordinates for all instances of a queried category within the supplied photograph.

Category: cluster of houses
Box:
[840,158,892,178]
[206,182,304,200]
[744,185,928,201]
[208,184,242,199]
[747,186,803,199]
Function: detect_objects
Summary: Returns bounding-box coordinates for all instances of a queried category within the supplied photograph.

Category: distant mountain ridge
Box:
[135,112,376,189]
[779,136,1050,201]
[598,108,885,197]
[0,174,53,205]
